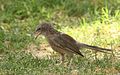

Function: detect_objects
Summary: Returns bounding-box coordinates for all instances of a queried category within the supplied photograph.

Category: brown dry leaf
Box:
[71,70,79,75]
[104,67,119,74]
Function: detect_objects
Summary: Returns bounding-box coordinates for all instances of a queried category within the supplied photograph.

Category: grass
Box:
[0,0,120,75]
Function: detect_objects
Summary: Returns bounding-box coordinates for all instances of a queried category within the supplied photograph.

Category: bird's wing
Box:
[52,33,83,56]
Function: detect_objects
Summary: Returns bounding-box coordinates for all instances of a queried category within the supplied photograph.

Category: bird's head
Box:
[34,22,54,39]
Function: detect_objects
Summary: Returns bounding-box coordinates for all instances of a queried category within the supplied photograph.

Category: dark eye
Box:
[36,28,41,31]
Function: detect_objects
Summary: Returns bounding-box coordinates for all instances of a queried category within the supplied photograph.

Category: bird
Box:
[34,22,112,65]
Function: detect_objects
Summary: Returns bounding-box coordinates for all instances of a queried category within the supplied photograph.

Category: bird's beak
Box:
[34,31,41,39]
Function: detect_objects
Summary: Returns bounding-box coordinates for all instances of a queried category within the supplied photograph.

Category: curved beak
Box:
[34,31,41,39]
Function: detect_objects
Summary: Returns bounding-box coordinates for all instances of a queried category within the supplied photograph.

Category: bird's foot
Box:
[55,61,64,66]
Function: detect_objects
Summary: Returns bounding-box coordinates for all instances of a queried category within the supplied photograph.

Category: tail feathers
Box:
[77,43,112,52]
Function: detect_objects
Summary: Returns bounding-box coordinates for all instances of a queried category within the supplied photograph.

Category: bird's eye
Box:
[38,28,41,30]
[36,28,41,31]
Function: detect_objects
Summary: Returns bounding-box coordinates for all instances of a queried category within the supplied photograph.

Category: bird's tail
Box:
[77,43,112,53]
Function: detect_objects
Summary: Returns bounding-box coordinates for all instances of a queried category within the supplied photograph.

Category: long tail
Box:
[77,43,112,53]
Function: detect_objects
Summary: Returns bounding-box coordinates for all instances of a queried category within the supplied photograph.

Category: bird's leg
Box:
[60,54,65,64]
[56,54,65,65]
[65,54,73,67]
[68,57,73,67]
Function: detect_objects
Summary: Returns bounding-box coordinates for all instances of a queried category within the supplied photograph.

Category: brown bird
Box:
[34,22,112,65]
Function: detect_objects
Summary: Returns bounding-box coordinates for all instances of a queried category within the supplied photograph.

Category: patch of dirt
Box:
[25,43,55,59]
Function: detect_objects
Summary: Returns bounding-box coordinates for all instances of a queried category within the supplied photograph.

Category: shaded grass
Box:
[0,50,119,75]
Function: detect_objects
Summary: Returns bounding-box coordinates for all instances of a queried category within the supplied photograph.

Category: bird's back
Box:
[46,32,84,56]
